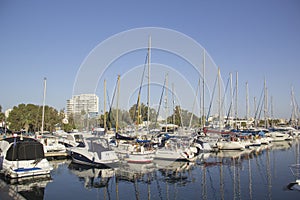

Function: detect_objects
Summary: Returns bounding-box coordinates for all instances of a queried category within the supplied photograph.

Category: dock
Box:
[45,151,68,158]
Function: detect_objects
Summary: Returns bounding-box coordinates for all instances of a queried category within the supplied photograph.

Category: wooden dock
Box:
[45,151,68,158]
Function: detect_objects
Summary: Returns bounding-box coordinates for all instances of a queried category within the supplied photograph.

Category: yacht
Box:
[69,137,119,168]
[0,136,53,178]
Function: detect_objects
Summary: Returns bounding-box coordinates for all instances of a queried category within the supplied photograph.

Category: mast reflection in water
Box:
[1,139,299,199]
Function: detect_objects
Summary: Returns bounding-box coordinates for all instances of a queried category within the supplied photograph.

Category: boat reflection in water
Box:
[2,139,299,199]
[155,159,195,186]
[0,174,52,200]
[68,162,115,189]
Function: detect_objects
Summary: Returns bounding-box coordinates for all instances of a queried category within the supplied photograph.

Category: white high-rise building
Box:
[67,94,99,117]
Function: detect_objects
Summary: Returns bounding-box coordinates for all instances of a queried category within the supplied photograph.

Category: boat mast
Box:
[230,72,233,121]
[165,73,168,132]
[254,97,257,127]
[246,81,249,127]
[235,71,238,129]
[202,50,206,127]
[172,83,175,127]
[264,78,268,128]
[116,75,120,133]
[218,67,222,130]
[147,35,151,132]
[104,79,107,131]
[41,77,46,134]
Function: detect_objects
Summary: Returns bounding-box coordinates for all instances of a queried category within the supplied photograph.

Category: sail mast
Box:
[264,78,268,128]
[104,79,107,131]
[41,77,46,134]
[218,67,222,130]
[235,71,238,129]
[116,75,120,133]
[202,50,206,127]
[246,81,249,125]
[147,35,151,132]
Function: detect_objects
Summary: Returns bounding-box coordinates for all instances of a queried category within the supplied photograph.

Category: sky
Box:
[0,0,300,119]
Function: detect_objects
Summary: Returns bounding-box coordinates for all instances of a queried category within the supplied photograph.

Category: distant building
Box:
[67,94,99,117]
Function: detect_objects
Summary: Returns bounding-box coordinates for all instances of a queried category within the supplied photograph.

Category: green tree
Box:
[167,106,199,127]
[0,105,5,122]
[7,104,61,132]
[129,103,157,124]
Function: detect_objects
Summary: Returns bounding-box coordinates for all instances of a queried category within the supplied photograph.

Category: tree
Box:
[0,105,5,122]
[167,105,200,127]
[7,104,61,132]
[129,103,157,124]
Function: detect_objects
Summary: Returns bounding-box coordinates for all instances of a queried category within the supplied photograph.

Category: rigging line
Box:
[133,53,148,123]
[225,87,236,126]
[220,76,230,114]
[254,86,264,120]
[155,75,167,127]
[107,77,119,129]
[206,74,218,121]
[189,78,201,129]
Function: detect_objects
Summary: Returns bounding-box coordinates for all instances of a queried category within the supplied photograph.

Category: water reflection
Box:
[1,139,299,199]
[68,163,114,189]
[0,174,52,200]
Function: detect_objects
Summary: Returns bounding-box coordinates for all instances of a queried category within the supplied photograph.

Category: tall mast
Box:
[264,78,268,128]
[235,71,238,129]
[147,35,151,132]
[271,95,274,127]
[229,72,233,126]
[104,79,107,131]
[116,75,120,132]
[165,73,168,132]
[172,83,175,126]
[254,97,257,127]
[202,50,206,127]
[246,81,249,120]
[41,77,46,134]
[218,67,222,130]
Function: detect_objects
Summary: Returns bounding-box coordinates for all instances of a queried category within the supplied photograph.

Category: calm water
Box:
[1,139,300,200]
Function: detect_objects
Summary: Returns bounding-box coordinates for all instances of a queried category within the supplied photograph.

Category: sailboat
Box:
[38,78,66,154]
[124,36,156,164]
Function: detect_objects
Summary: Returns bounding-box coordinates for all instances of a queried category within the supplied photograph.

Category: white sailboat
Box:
[123,36,156,164]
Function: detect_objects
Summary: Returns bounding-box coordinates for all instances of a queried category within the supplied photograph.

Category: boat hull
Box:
[70,150,119,168]
[2,159,53,178]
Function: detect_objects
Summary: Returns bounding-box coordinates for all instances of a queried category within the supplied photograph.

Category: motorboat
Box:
[69,137,119,168]
[154,138,198,162]
[124,143,155,164]
[192,136,213,152]
[266,131,293,142]
[216,137,245,151]
[58,132,86,148]
[0,136,53,178]
[39,135,66,153]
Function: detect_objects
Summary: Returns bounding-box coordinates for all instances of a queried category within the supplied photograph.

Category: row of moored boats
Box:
[0,126,299,179]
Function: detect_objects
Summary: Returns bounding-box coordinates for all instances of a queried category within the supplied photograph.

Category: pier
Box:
[45,151,68,158]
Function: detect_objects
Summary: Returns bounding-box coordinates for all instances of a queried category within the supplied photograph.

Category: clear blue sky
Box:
[0,0,299,119]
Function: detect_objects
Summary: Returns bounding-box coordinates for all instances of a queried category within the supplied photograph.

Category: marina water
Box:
[1,139,299,200]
